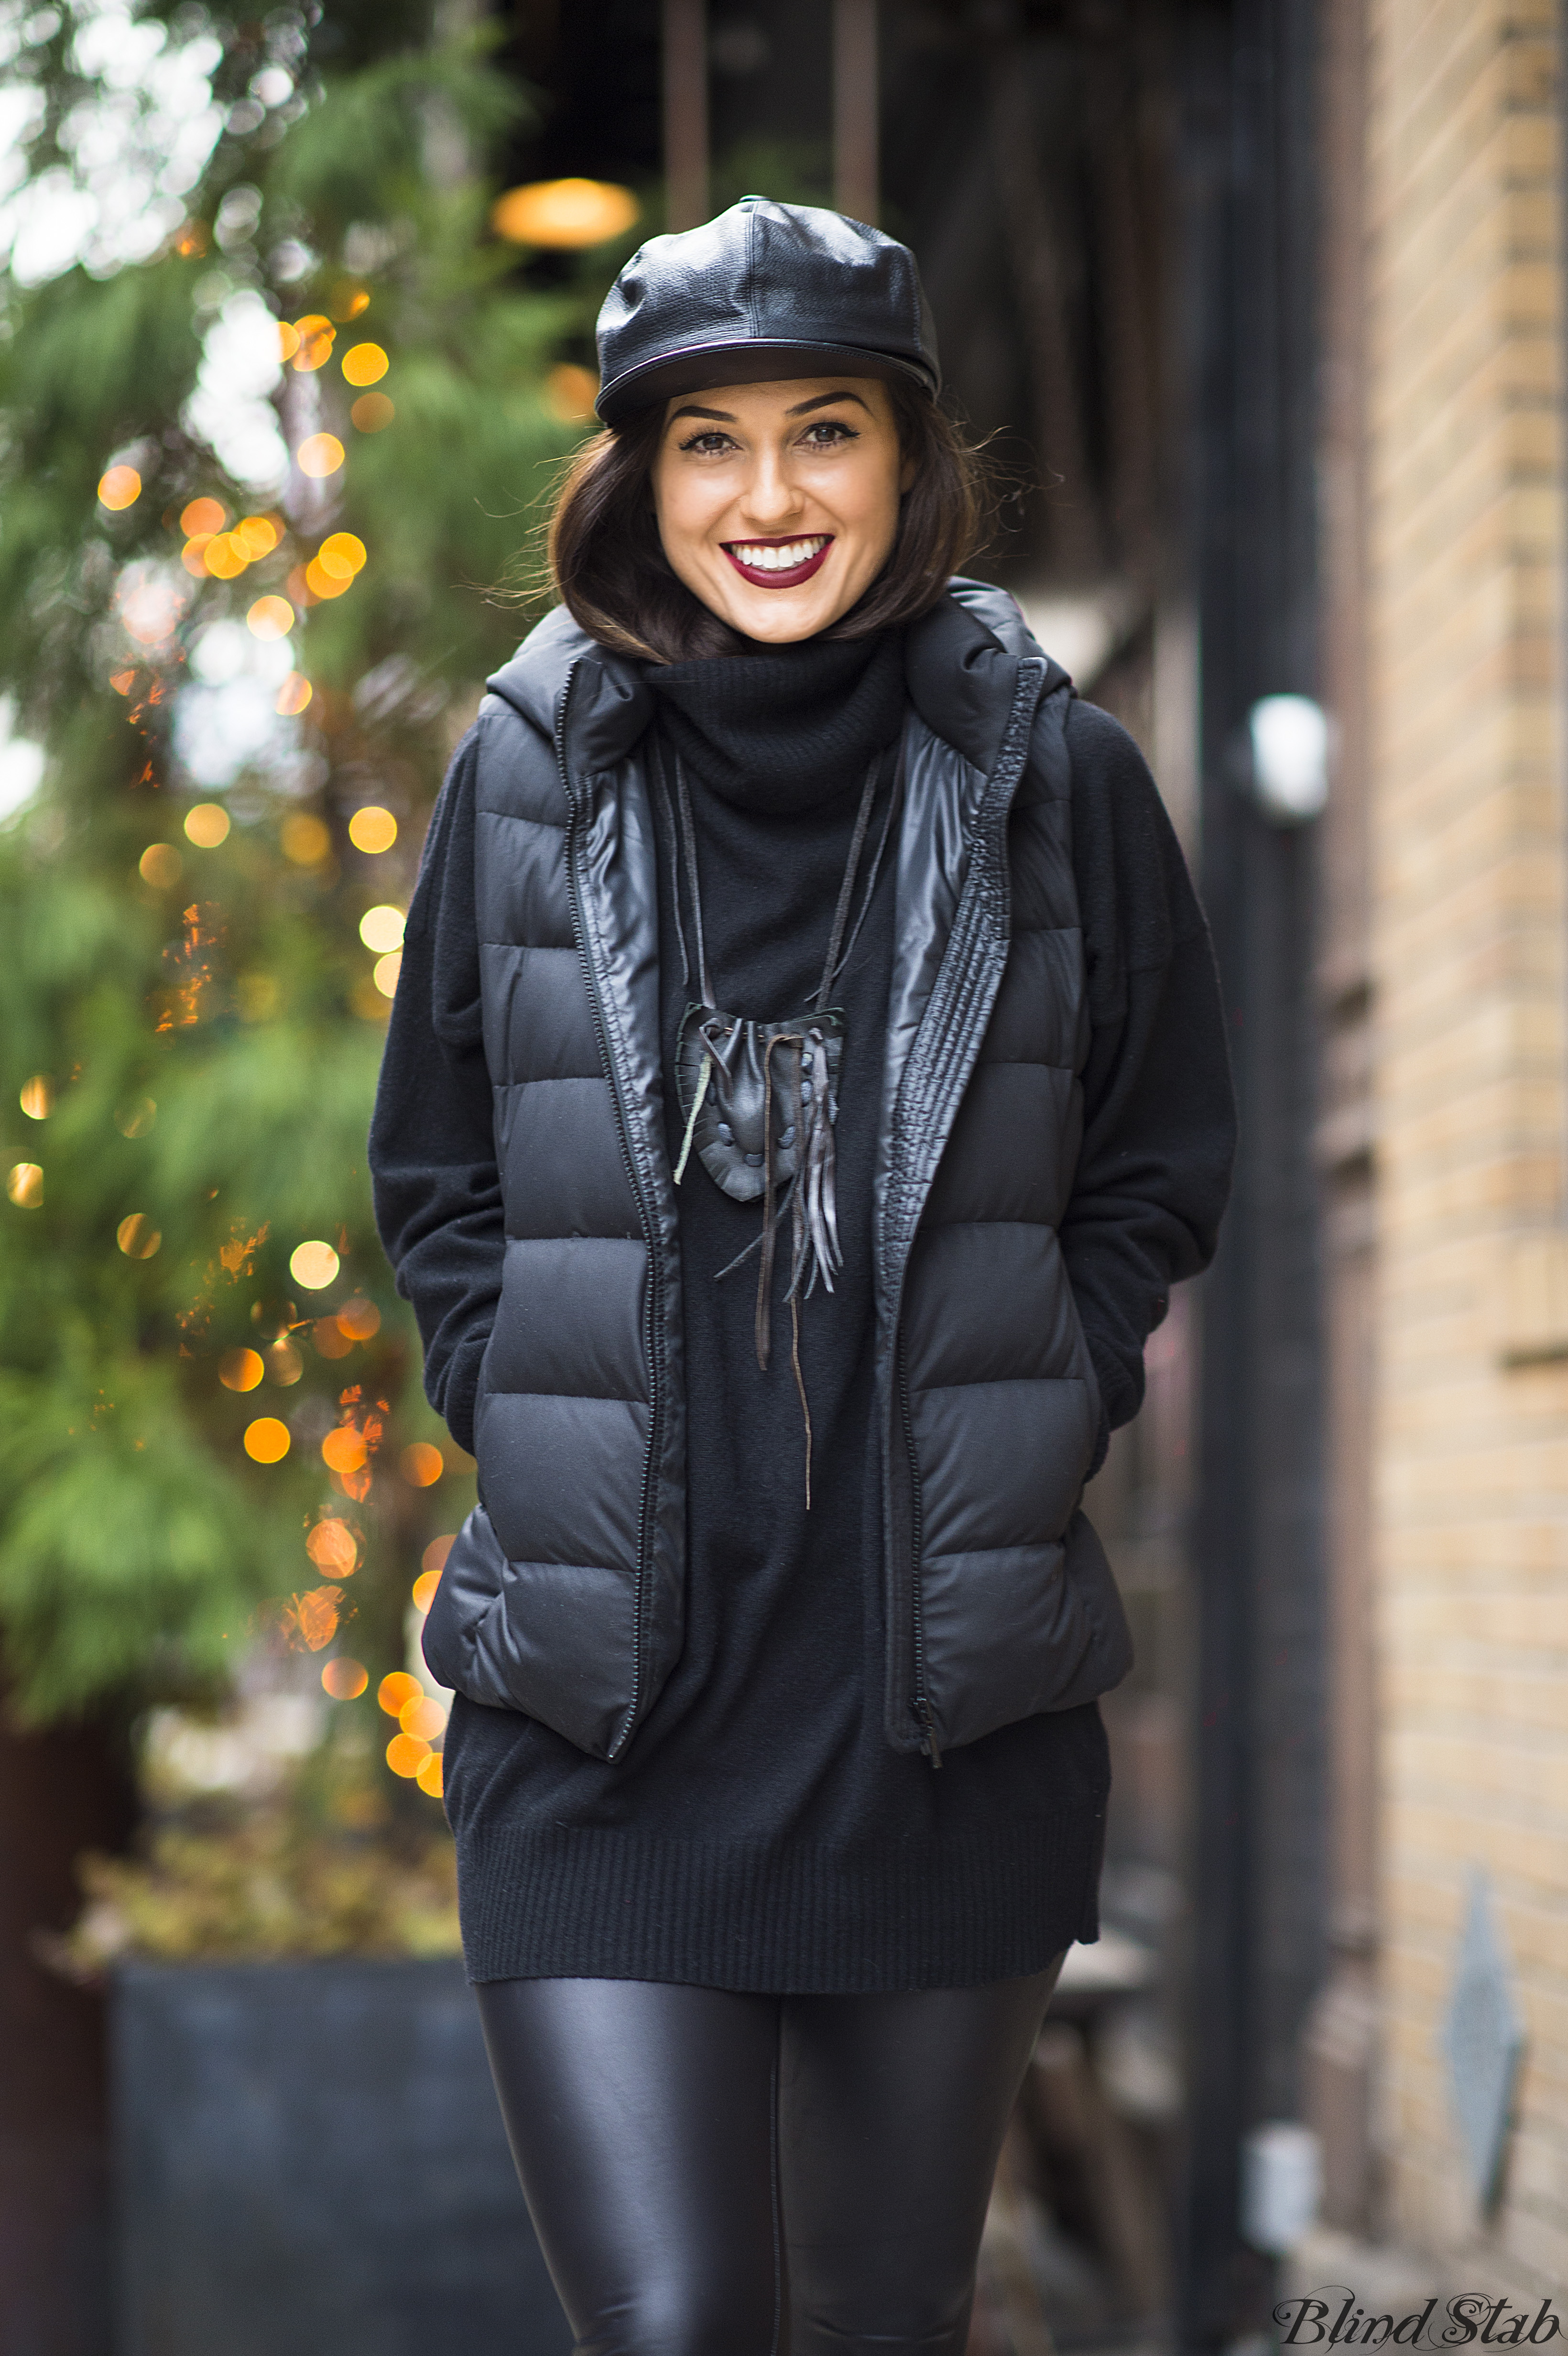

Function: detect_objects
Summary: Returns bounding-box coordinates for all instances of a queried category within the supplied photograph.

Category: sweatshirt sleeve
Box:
[369,725,501,1456]
[1057,698,1236,1472]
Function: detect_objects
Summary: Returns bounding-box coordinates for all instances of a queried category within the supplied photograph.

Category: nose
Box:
[736,442,806,533]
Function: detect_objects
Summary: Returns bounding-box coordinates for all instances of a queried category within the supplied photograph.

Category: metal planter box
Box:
[113,1956,572,2356]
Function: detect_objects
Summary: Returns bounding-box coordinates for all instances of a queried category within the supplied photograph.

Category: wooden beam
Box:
[833,0,879,225]
[663,0,709,233]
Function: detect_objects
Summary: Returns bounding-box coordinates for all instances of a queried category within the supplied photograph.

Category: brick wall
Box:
[1364,0,1568,2288]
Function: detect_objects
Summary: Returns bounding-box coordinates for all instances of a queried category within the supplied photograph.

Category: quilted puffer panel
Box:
[475,809,574,949]
[920,1063,1080,1229]
[902,1224,1081,1391]
[1006,796,1078,932]
[481,1235,649,1401]
[479,943,600,1085]
[916,1519,1132,1752]
[420,1504,637,1758]
[911,1376,1096,1558]
[476,1389,650,1571]
[978,927,1085,1069]
[497,1076,640,1240]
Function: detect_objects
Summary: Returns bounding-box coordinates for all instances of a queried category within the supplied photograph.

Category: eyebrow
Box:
[668,389,873,425]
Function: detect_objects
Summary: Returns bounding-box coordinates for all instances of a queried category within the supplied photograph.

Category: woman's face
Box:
[650,375,911,644]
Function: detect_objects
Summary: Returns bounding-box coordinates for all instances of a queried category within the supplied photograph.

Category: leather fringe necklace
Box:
[663,744,901,1506]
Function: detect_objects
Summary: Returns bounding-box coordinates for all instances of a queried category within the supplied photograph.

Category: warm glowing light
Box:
[291,315,335,371]
[266,1336,304,1384]
[98,464,142,510]
[322,1656,369,1699]
[314,1315,353,1360]
[181,537,213,577]
[174,220,208,258]
[116,1212,161,1257]
[411,1569,441,1613]
[401,1441,444,1487]
[277,322,301,362]
[290,1239,340,1290]
[181,498,226,536]
[203,534,247,579]
[110,670,136,695]
[318,532,367,580]
[281,811,330,865]
[372,950,402,998]
[233,514,280,559]
[415,1751,444,1799]
[6,1163,43,1209]
[350,393,394,434]
[20,1075,53,1121]
[386,1732,430,1778]
[185,803,231,848]
[307,1518,358,1574]
[348,805,397,854]
[336,1296,381,1341]
[296,433,345,479]
[358,904,405,953]
[276,672,313,717]
[243,1416,291,1463]
[247,595,295,640]
[341,342,389,387]
[544,363,600,424]
[304,558,350,600]
[321,1425,367,1473]
[294,1585,341,1649]
[115,1097,156,1138]
[219,1347,265,1391]
[491,177,640,248]
[328,283,370,322]
[139,843,182,887]
[399,1693,446,1741]
[423,1534,455,1577]
[378,1671,422,1718]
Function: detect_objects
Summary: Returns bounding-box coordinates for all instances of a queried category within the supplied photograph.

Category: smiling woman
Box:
[370,196,1234,2356]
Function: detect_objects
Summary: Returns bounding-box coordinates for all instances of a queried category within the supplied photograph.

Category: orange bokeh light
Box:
[348,806,397,854]
[321,1426,368,1474]
[378,1671,423,1717]
[416,1752,445,1799]
[341,343,388,387]
[296,433,345,479]
[244,1417,291,1463]
[423,1534,455,1576]
[336,1296,381,1342]
[399,1694,446,1742]
[306,1518,358,1575]
[400,1441,444,1487]
[219,1347,265,1391]
[181,498,226,537]
[350,392,394,434]
[386,1732,430,1778]
[322,1656,369,1700]
[98,464,142,510]
[411,1568,441,1613]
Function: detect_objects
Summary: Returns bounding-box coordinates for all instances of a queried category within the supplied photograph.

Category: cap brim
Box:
[595,338,936,425]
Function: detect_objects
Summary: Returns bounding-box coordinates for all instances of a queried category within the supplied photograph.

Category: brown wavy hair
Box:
[546,378,988,663]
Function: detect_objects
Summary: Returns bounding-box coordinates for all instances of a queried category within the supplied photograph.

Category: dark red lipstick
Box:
[720,534,834,589]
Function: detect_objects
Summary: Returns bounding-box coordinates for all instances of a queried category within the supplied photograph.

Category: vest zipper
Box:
[555,666,663,1763]
[897,1335,941,1768]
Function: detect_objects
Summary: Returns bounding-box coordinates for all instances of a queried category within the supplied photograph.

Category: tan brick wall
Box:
[1365,0,1568,2289]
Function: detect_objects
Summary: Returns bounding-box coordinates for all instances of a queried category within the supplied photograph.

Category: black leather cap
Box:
[594,197,941,425]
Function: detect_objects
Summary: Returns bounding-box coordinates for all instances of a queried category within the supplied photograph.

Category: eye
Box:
[800,418,858,447]
[678,429,738,455]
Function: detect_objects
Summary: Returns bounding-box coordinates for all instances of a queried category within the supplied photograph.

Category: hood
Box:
[484,579,1072,784]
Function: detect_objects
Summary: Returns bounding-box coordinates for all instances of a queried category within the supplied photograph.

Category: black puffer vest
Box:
[422,581,1133,1763]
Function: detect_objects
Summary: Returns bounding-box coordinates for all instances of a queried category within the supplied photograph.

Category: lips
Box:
[721,534,833,589]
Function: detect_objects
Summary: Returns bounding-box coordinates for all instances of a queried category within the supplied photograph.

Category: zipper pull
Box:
[914,1696,943,1769]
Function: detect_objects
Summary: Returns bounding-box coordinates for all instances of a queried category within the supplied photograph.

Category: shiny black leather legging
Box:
[476,1960,1064,2356]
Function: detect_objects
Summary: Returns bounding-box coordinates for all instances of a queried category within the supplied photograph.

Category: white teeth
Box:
[730,536,828,572]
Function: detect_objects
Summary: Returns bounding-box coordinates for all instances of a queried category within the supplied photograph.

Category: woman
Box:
[371,197,1234,2356]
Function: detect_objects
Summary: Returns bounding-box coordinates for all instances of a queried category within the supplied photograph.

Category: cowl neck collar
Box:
[644,630,906,816]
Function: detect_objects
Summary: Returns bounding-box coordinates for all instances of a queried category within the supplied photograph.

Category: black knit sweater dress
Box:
[369,626,1235,1994]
